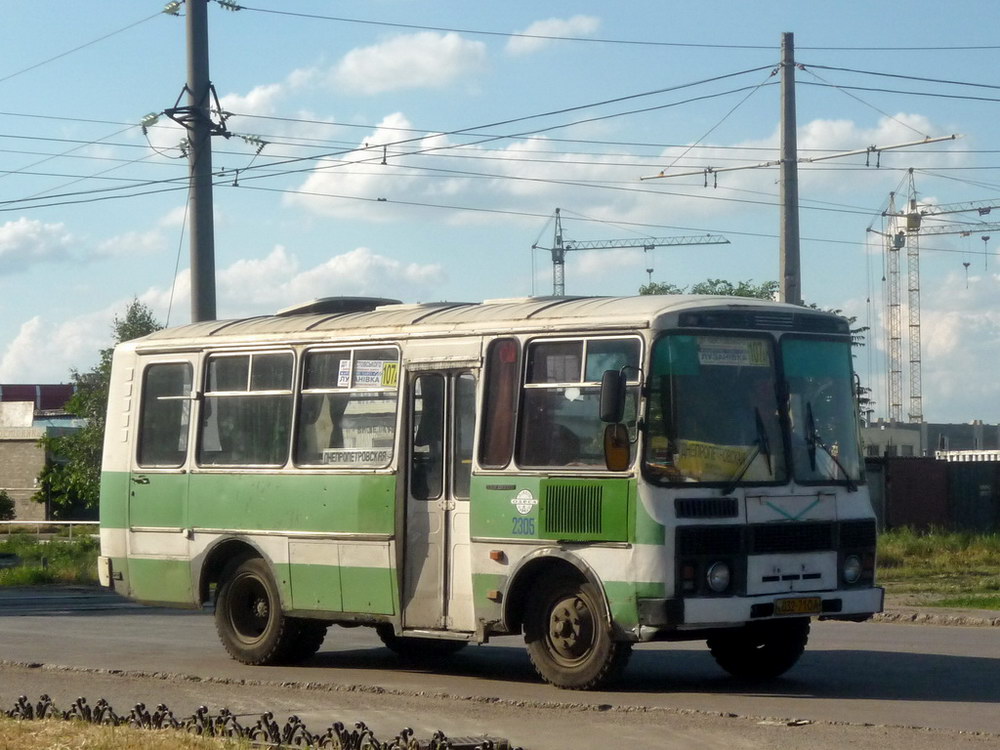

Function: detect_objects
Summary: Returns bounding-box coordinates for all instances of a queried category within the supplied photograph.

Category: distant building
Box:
[0,384,81,520]
[862,418,1000,458]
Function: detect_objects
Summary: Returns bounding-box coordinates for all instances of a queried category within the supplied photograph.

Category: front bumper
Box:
[637,586,884,636]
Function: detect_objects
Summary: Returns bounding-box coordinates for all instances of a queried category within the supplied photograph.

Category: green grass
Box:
[0,534,99,586]
[878,527,1000,610]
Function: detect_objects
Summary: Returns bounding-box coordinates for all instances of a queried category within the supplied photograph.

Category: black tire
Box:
[375,624,468,660]
[707,618,810,680]
[283,618,329,663]
[215,556,302,665]
[523,575,631,690]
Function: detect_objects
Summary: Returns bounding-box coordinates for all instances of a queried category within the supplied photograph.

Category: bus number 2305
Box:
[512,517,536,536]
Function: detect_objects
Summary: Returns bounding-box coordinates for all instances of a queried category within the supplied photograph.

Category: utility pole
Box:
[779,32,802,306]
[183,0,217,322]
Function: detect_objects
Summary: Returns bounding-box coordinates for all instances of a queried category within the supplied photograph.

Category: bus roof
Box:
[130,295,847,350]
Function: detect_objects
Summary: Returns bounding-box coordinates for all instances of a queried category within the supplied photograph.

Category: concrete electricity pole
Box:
[183,0,217,322]
[779,32,802,306]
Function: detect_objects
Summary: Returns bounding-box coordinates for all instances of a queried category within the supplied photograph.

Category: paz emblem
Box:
[511,489,538,515]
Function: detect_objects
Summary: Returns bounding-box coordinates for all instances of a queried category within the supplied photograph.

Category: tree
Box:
[0,489,14,521]
[34,299,163,518]
[639,278,778,299]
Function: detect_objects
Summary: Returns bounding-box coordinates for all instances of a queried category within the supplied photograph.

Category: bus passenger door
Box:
[127,357,196,601]
[403,370,477,632]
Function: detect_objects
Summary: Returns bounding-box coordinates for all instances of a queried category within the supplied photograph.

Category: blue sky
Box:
[2,1,1000,423]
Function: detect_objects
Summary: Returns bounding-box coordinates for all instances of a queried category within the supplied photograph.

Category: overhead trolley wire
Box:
[0,11,164,85]
[231,6,1000,52]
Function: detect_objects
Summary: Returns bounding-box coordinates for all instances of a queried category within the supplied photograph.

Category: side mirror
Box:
[599,369,626,423]
[604,423,630,471]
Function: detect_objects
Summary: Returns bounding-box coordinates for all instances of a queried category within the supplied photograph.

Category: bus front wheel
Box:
[215,556,324,665]
[523,575,631,690]
[707,617,810,680]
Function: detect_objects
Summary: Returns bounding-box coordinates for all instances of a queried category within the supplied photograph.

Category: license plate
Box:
[774,596,821,616]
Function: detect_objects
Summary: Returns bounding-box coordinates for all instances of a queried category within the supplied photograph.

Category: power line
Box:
[230,5,1000,52]
[799,64,1000,92]
[0,11,164,85]
[233,5,778,50]
[800,81,1000,104]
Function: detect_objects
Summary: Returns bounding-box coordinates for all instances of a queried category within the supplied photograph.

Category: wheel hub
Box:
[548,595,594,660]
[252,597,269,620]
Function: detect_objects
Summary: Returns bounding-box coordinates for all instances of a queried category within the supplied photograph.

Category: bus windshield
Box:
[644,332,863,487]
[644,333,786,485]
[782,336,863,484]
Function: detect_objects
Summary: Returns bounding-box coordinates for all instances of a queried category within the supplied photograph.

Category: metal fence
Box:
[0,521,99,538]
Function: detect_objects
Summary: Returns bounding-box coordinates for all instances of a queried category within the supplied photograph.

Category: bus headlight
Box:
[842,554,862,584]
[706,561,731,593]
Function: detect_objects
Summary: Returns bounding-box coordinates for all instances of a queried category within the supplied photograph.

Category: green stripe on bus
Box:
[126,557,195,604]
[99,471,397,534]
[289,563,396,615]
[470,475,635,543]
[99,472,129,529]
[604,580,666,629]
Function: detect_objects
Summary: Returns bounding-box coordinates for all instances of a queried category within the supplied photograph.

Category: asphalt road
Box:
[0,587,998,749]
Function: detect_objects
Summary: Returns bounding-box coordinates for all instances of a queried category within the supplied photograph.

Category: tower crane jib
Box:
[532,208,730,296]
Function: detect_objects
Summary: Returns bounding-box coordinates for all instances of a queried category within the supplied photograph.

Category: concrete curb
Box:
[874,609,1000,627]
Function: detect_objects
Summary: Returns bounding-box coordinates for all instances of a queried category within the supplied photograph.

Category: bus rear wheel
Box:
[215,556,320,665]
[707,617,810,680]
[523,575,631,690]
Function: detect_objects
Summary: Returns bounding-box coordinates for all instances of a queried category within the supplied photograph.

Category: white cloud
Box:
[0,244,445,382]
[147,245,446,322]
[332,33,487,94]
[917,270,1000,422]
[96,229,168,258]
[219,82,284,118]
[0,218,75,273]
[0,310,110,382]
[506,16,601,56]
[93,207,189,258]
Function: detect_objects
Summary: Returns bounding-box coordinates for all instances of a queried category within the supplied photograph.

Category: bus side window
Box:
[137,362,192,467]
[478,338,520,469]
[453,372,476,498]
[410,374,444,501]
[197,352,293,466]
[517,337,640,469]
[294,347,399,468]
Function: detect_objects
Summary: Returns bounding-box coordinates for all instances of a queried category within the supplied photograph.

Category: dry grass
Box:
[0,717,251,749]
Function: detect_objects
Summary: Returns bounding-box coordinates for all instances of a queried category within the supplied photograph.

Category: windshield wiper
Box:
[720,408,772,495]
[804,401,858,492]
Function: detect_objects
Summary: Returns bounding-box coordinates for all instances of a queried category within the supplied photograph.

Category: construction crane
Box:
[532,208,730,296]
[874,172,1000,423]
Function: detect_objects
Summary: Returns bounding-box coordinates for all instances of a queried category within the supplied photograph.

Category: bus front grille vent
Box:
[754,313,794,330]
[750,522,835,554]
[839,519,877,548]
[675,497,739,519]
[543,485,602,535]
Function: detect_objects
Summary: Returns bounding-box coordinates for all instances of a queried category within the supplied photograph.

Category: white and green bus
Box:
[98,294,882,689]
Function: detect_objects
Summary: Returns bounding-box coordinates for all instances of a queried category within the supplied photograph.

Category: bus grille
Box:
[675,497,739,519]
[677,526,742,555]
[750,522,835,553]
[543,484,602,535]
[840,519,877,548]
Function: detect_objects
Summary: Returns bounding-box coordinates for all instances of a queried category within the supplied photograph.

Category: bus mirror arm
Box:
[603,423,630,471]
